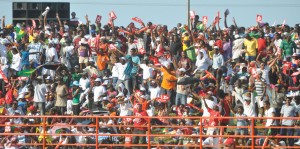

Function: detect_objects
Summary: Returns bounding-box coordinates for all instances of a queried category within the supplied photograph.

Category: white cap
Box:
[213,46,219,49]
[256,69,262,74]
[239,76,247,80]
[207,91,213,95]
[156,37,161,42]
[140,87,146,91]
[234,34,240,39]
[102,80,109,85]
[120,57,126,60]
[178,68,186,72]
[244,96,251,100]
[46,76,51,80]
[116,92,124,97]
[102,97,108,101]
[94,78,101,82]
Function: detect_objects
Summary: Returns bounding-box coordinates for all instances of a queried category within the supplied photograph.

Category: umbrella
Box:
[51,123,71,134]
[177,77,200,85]
[55,128,71,134]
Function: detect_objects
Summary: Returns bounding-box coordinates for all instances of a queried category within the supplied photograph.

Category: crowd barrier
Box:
[0,116,299,149]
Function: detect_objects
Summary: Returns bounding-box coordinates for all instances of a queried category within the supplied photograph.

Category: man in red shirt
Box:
[257,33,267,57]
[203,97,221,135]
[132,104,148,149]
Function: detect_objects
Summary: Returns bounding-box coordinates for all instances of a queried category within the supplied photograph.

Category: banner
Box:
[109,11,117,20]
[95,15,102,24]
[256,14,262,22]
[202,16,208,25]
[132,17,143,24]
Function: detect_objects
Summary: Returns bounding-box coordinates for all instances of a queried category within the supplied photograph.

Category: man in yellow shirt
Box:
[243,34,258,62]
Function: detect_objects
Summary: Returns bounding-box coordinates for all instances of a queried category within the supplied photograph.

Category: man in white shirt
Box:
[28,34,43,66]
[33,76,49,115]
[43,42,59,77]
[148,80,161,100]
[233,91,256,117]
[264,101,277,135]
[92,78,106,105]
[115,57,130,94]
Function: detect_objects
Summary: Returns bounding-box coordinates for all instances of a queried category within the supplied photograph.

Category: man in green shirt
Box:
[280,33,297,60]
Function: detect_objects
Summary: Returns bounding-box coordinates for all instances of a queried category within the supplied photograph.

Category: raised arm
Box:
[43,11,47,30]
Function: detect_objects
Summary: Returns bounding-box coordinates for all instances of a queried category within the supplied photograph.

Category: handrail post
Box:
[96,116,99,149]
[43,117,46,149]
[251,118,255,149]
[147,116,151,149]
[199,117,202,149]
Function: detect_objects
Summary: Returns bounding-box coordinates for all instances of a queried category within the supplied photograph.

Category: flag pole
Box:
[187,0,190,29]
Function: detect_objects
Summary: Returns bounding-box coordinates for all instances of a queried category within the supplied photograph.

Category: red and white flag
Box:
[95,15,102,24]
[256,14,262,22]
[31,19,36,28]
[109,11,117,20]
[138,48,146,55]
[214,11,220,24]
[202,16,208,25]
[132,17,143,24]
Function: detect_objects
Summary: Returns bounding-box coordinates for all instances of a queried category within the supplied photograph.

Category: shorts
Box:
[79,56,89,64]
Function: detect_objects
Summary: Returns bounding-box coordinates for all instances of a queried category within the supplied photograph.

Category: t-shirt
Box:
[96,54,109,71]
[265,107,276,127]
[28,42,43,64]
[139,64,153,80]
[11,53,22,71]
[93,85,106,102]
[262,66,270,84]
[45,47,59,62]
[236,113,248,127]
[149,86,161,100]
[131,55,140,74]
[115,63,127,80]
[280,104,296,126]
[207,108,221,126]
[160,67,177,90]
[133,110,148,130]
[33,83,48,102]
[244,38,258,57]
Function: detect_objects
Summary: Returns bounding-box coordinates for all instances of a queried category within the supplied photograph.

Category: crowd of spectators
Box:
[0,9,299,149]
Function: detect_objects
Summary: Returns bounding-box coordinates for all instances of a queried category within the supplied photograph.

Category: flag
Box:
[0,68,8,83]
[32,19,36,28]
[132,17,143,24]
[282,20,286,28]
[109,11,117,20]
[95,15,102,24]
[17,69,36,77]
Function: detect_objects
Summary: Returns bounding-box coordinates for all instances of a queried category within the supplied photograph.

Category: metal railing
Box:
[0,115,299,148]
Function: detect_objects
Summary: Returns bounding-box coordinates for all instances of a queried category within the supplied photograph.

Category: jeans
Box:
[132,128,147,149]
[112,77,118,90]
[175,93,187,106]
[245,56,256,62]
[34,102,45,115]
[280,125,295,146]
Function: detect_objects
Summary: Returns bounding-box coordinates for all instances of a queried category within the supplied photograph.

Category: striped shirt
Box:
[254,78,266,97]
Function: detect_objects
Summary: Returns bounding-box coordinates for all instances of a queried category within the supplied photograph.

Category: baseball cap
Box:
[178,68,186,72]
[95,78,102,82]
